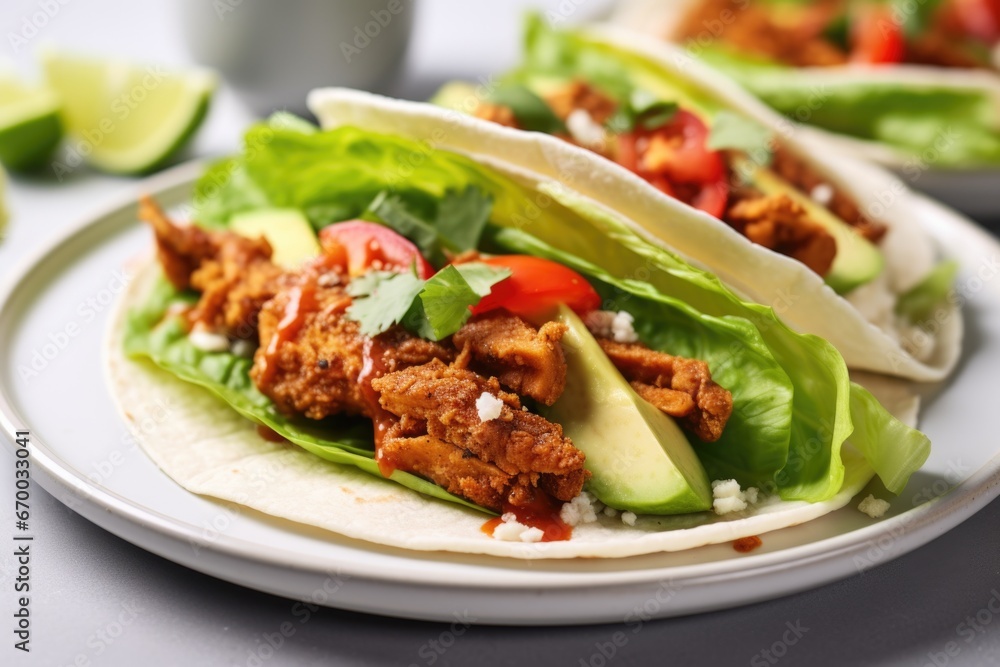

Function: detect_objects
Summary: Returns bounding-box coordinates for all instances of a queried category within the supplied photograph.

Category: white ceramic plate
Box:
[1,161,999,625]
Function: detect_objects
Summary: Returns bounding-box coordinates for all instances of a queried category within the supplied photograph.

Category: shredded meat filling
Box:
[725,192,838,277]
[597,339,733,443]
[452,311,568,406]
[372,359,588,509]
[473,103,519,129]
[140,195,284,337]
[769,148,887,243]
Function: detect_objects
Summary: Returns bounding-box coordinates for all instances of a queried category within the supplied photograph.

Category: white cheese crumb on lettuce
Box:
[475,392,504,422]
[858,494,891,519]
[621,511,637,526]
[189,325,229,353]
[711,479,760,515]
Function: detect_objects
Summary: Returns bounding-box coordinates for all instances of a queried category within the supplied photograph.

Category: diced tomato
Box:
[470,255,601,318]
[318,221,434,279]
[947,0,1000,43]
[850,5,906,64]
[617,110,729,219]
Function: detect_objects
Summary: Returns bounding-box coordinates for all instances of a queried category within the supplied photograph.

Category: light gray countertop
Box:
[2,1,1000,665]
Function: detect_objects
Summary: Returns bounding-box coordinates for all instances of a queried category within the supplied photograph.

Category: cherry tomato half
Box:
[470,255,602,319]
[850,5,906,64]
[319,221,434,279]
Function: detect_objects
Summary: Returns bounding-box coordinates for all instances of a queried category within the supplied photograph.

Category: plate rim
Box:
[1,159,999,593]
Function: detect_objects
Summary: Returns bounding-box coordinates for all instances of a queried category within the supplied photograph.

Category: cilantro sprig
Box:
[346,263,511,341]
[366,187,494,268]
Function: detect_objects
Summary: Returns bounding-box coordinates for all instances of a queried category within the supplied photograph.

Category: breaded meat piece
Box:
[726,193,837,277]
[597,339,733,443]
[452,311,568,406]
[371,359,587,502]
[251,280,453,420]
[140,195,285,337]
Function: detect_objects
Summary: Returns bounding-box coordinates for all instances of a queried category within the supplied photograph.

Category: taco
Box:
[312,17,962,381]
[611,0,1000,169]
[107,109,930,558]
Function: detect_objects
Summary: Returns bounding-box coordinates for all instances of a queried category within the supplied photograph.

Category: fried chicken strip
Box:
[139,195,285,337]
[371,359,587,502]
[251,282,453,420]
[597,339,733,443]
[452,312,569,406]
[726,193,837,277]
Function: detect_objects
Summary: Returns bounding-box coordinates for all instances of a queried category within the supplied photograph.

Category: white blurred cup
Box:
[179,0,415,116]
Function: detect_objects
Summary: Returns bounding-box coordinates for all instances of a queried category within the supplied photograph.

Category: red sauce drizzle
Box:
[733,535,763,553]
[482,487,573,542]
[258,272,318,385]
[357,336,400,478]
[256,424,287,443]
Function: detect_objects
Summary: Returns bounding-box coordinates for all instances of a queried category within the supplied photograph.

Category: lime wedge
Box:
[41,51,215,175]
[0,68,62,171]
[0,165,9,238]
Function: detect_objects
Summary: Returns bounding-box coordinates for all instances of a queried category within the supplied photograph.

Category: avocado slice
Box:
[230,208,320,270]
[430,81,479,113]
[737,159,884,294]
[541,306,713,514]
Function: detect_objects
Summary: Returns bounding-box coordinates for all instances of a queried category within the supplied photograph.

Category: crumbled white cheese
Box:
[492,517,529,542]
[520,527,544,543]
[858,494,891,519]
[566,109,607,149]
[585,310,638,343]
[611,310,639,343]
[560,492,598,526]
[621,511,637,527]
[475,392,504,422]
[603,505,619,518]
[492,513,547,543]
[189,325,230,353]
[810,183,834,206]
[230,339,256,358]
[711,479,760,515]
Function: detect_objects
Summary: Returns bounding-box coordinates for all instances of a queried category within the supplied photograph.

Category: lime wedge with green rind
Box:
[0,70,63,171]
[41,50,215,175]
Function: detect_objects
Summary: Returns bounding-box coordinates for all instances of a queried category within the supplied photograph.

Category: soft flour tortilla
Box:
[105,260,919,559]
[307,53,964,382]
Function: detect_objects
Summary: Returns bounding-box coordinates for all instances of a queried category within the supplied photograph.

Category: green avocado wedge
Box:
[230,207,321,269]
[541,306,712,514]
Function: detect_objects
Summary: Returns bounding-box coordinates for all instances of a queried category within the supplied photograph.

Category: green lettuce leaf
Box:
[698,45,1000,167]
[896,260,959,322]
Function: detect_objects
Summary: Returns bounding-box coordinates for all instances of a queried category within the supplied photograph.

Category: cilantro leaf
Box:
[606,88,678,133]
[488,84,566,133]
[345,270,425,337]
[414,265,482,340]
[365,187,495,268]
[707,111,774,164]
[344,262,511,340]
[435,186,494,251]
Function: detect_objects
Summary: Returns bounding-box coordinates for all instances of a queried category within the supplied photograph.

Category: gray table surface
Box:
[2,1,1000,665]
